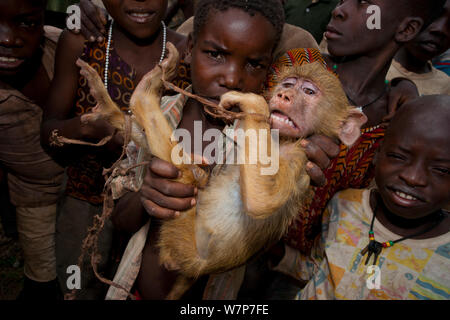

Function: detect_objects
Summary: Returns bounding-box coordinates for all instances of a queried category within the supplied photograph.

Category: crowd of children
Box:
[0,0,448,301]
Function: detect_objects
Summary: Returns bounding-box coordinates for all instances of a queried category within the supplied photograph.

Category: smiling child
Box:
[273,95,450,300]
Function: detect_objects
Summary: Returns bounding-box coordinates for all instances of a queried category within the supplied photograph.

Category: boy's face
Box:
[325,0,402,57]
[0,0,45,77]
[375,109,450,220]
[187,8,276,103]
[103,0,167,40]
[406,0,450,63]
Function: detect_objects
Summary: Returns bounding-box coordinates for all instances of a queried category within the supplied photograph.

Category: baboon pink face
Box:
[269,76,322,138]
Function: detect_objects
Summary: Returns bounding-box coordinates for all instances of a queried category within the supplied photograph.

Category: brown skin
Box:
[110,60,363,299]
[41,0,186,152]
[267,0,431,268]
[121,7,279,300]
[394,0,450,74]
[324,0,425,128]
[0,0,48,106]
[373,95,450,239]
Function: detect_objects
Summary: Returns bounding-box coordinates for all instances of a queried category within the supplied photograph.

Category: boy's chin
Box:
[0,68,22,78]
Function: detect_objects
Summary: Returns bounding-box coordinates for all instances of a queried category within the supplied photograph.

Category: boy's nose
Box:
[399,163,428,188]
[427,16,449,38]
[220,64,243,91]
[331,1,349,20]
[0,27,21,47]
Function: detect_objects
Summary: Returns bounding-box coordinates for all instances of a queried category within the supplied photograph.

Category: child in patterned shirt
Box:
[273,95,450,300]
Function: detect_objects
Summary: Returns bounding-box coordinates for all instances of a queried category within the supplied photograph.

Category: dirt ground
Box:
[0,222,24,300]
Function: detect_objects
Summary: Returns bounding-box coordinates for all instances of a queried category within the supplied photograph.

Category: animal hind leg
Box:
[129,42,180,162]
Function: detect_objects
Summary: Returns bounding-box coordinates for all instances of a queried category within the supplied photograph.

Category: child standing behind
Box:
[0,0,64,299]
[273,95,450,300]
[387,0,450,95]
[41,0,186,299]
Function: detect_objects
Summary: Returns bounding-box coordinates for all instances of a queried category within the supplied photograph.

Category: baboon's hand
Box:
[76,58,124,130]
[219,91,269,116]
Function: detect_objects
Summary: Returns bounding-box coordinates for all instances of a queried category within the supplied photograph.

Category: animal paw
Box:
[219,91,269,116]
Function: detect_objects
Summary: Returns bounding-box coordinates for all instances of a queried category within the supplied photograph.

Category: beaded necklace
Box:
[361,196,446,266]
[104,19,167,90]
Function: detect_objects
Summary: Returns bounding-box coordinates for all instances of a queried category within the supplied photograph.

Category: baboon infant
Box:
[76,43,367,299]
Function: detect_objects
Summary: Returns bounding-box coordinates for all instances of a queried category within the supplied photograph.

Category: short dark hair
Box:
[193,0,285,49]
[400,0,446,29]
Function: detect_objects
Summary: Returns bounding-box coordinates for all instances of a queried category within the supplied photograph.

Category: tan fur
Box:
[273,62,351,139]
[79,45,360,299]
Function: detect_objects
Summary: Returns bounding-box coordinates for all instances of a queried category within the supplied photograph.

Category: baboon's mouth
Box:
[270,111,297,129]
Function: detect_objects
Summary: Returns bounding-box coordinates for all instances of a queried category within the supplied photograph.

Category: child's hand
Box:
[140,158,197,219]
[300,135,340,187]
[75,0,108,42]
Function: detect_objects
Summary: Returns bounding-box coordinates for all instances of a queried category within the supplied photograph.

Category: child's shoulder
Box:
[56,29,87,61]
[333,188,369,205]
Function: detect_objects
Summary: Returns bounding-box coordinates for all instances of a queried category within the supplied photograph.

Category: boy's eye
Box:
[247,59,265,70]
[206,50,223,61]
[387,152,406,161]
[19,19,39,28]
[433,167,450,176]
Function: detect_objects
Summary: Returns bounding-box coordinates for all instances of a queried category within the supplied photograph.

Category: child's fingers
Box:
[147,173,197,198]
[80,13,103,42]
[80,0,107,35]
[305,161,326,187]
[80,20,98,42]
[149,157,181,179]
[141,185,195,212]
[140,198,180,220]
[301,138,331,170]
[307,134,340,159]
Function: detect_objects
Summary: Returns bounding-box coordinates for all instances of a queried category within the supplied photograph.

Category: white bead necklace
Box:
[103,20,167,90]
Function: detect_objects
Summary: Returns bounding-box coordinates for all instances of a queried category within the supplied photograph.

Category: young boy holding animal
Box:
[129,0,444,300]
[274,95,450,300]
[100,0,359,300]
[0,0,65,299]
[41,0,186,299]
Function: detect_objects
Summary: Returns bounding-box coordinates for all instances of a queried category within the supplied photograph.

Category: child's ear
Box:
[338,108,368,147]
[184,33,194,64]
[395,17,424,43]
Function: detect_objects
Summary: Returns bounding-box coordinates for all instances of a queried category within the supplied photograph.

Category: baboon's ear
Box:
[338,108,368,147]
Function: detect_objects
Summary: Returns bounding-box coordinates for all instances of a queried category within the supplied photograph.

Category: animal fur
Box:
[77,43,362,299]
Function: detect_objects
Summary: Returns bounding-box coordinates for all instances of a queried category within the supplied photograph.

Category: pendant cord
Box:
[370,193,446,244]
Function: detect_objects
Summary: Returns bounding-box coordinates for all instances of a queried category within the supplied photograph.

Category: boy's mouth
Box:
[125,9,155,24]
[420,40,441,54]
[387,186,425,207]
[324,25,342,40]
[0,56,25,70]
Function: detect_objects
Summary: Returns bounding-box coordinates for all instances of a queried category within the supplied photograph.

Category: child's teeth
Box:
[395,191,418,201]
[131,13,150,17]
[0,56,18,62]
